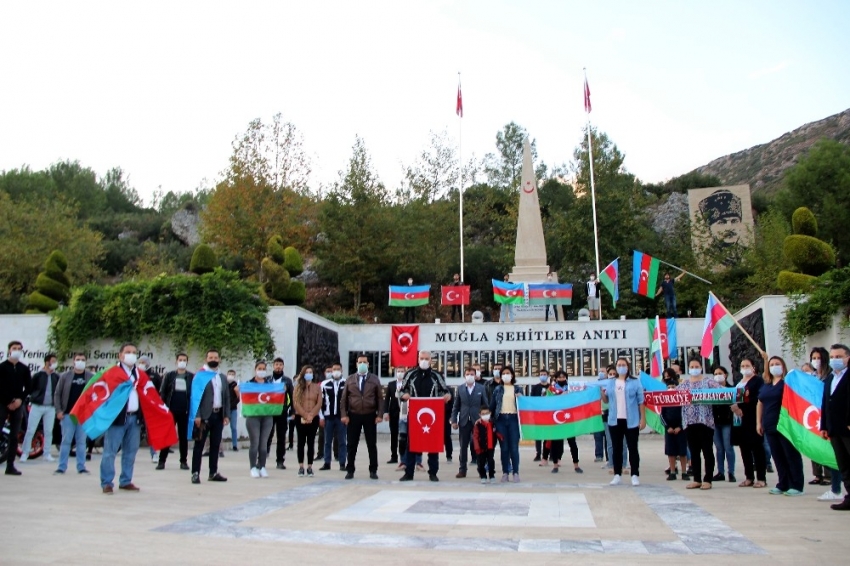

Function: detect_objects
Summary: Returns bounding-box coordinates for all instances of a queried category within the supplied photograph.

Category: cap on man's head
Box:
[699,189,742,223]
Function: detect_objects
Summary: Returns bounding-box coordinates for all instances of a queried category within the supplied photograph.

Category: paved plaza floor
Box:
[2,433,849,565]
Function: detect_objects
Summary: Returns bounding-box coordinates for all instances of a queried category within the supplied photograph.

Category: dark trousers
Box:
[477,449,495,479]
[610,419,640,476]
[686,423,716,483]
[451,305,461,321]
[192,411,223,475]
[550,438,579,464]
[535,440,543,458]
[406,450,439,476]
[545,305,559,321]
[444,419,453,459]
[266,414,288,464]
[388,412,399,460]
[766,431,804,492]
[159,410,188,464]
[594,431,605,459]
[346,413,378,473]
[457,421,474,472]
[0,405,22,469]
[830,435,850,495]
[296,416,320,465]
[739,423,767,482]
[404,307,415,323]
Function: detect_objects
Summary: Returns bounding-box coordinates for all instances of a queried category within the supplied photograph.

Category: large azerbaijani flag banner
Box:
[241,381,286,417]
[492,279,525,305]
[639,371,667,435]
[527,283,572,305]
[389,285,430,307]
[517,388,604,440]
[647,317,678,360]
[599,259,619,307]
[778,370,837,469]
[632,251,661,298]
[700,292,736,362]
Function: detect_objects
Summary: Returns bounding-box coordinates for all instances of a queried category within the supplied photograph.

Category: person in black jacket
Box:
[731,356,767,488]
[156,353,194,470]
[21,353,60,463]
[661,369,689,481]
[0,340,31,475]
[529,370,550,462]
[821,344,850,510]
[382,367,405,464]
[711,366,736,483]
[266,357,294,470]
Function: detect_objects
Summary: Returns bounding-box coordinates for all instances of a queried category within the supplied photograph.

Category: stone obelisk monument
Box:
[508,139,557,321]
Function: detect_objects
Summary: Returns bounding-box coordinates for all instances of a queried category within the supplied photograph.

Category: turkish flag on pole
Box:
[456,80,463,117]
[584,77,591,113]
[408,397,445,453]
[441,285,470,305]
[391,325,419,368]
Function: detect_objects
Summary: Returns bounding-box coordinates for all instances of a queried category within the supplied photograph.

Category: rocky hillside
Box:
[690,108,850,193]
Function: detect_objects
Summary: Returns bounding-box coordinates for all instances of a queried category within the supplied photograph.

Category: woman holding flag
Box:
[490,366,522,482]
[546,370,583,474]
[243,361,276,478]
[681,359,720,490]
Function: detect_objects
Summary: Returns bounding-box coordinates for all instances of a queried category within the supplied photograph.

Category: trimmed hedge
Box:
[28,291,60,312]
[190,244,217,275]
[283,246,303,276]
[281,279,306,305]
[783,235,835,277]
[791,207,818,237]
[267,235,286,264]
[777,271,817,293]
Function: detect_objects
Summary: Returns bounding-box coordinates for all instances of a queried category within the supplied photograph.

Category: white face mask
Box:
[502,374,512,384]
[481,414,491,422]
[123,353,137,367]
[177,360,187,370]
[741,367,753,377]
[256,370,267,379]
[9,350,22,361]
[74,360,86,371]
[493,371,501,379]
[811,359,821,370]
[475,370,481,377]
[325,372,333,380]
[138,363,147,371]
[418,360,430,370]
[332,370,342,380]
[688,368,701,376]
[713,374,725,383]
[465,375,475,385]
[49,362,57,371]
[769,365,783,377]
[396,372,405,380]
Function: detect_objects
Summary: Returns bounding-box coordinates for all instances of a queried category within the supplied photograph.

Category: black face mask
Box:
[557,380,567,387]
[207,361,219,369]
[272,370,283,377]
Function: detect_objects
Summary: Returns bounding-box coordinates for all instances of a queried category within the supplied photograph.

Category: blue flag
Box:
[188,370,216,438]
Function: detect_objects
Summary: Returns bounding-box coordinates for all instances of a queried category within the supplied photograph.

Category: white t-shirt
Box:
[615,380,627,418]
[588,281,597,296]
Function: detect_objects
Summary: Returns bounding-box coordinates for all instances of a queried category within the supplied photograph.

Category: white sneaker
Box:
[609,474,621,486]
[818,489,842,501]
[45,454,55,462]
[250,467,260,478]
[259,467,269,478]
[151,454,159,464]
[631,475,640,486]
[20,452,28,462]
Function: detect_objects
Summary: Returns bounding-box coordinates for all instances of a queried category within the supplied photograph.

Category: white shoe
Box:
[250,467,260,478]
[609,474,621,486]
[259,467,269,478]
[151,454,159,464]
[818,489,843,501]
[631,475,640,486]
[20,452,28,462]
[45,454,55,462]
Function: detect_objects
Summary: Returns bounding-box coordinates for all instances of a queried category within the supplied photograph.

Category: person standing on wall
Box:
[586,274,601,320]
[655,272,685,318]
[340,355,382,480]
[449,273,464,322]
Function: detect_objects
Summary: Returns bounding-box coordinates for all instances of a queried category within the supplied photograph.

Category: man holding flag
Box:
[189,349,231,484]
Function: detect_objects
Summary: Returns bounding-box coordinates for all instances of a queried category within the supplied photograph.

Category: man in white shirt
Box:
[100,343,143,494]
[821,344,850,510]
[190,349,231,484]
[586,275,601,320]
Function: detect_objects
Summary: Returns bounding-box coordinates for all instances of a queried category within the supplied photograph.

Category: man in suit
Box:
[821,343,850,510]
[383,366,405,464]
[451,366,489,478]
[340,355,382,480]
[191,349,231,484]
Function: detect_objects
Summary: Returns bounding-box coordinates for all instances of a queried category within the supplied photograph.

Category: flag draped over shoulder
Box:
[599,259,618,307]
[527,283,572,305]
[639,371,666,435]
[632,251,661,297]
[241,381,285,417]
[778,370,837,469]
[492,279,525,305]
[389,285,429,307]
[700,293,736,361]
[188,370,216,438]
[518,388,603,440]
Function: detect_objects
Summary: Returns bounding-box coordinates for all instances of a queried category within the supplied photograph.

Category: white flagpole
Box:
[458,72,465,323]
[584,68,602,320]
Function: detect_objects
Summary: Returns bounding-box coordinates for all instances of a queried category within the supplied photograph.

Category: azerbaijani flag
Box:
[649,316,664,378]
[241,381,286,417]
[632,251,661,298]
[188,370,216,438]
[493,279,525,305]
[639,371,666,435]
[518,388,603,440]
[528,283,572,305]
[700,292,736,361]
[70,367,134,440]
[389,285,429,307]
[599,259,619,307]
[648,317,677,360]
[778,370,837,469]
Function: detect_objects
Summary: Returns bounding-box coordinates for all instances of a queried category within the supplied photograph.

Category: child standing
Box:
[472,407,496,484]
[662,370,690,481]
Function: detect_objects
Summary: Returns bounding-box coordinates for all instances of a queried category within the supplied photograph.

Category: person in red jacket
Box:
[472,406,496,484]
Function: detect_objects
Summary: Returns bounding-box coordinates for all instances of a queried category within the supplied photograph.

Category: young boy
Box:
[661,374,690,481]
[472,406,496,484]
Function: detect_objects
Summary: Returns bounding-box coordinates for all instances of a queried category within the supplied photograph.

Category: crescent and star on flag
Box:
[417,407,436,433]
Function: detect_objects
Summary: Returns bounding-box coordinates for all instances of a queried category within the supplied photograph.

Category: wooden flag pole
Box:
[710,291,766,356]
[656,258,713,285]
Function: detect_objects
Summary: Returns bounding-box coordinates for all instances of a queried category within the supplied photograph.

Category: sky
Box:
[1,0,849,203]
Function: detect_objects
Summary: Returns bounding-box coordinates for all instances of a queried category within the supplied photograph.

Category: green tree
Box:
[27,250,71,313]
[190,244,218,275]
[743,208,792,295]
[482,122,547,190]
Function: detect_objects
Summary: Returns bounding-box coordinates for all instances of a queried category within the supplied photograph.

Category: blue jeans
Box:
[230,408,239,449]
[713,424,736,475]
[829,466,842,494]
[58,414,87,472]
[763,436,773,466]
[593,431,605,459]
[100,415,140,488]
[604,420,627,468]
[496,413,520,474]
[664,295,677,318]
[323,415,347,466]
[499,304,514,322]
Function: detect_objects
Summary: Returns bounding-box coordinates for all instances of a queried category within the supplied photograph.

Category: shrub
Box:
[281,280,306,305]
[190,244,217,275]
[777,208,835,292]
[776,271,817,293]
[791,207,818,237]
[27,250,70,313]
[267,235,286,264]
[283,246,303,276]
[28,291,59,313]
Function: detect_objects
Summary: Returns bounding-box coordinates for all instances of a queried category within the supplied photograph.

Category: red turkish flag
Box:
[391,325,419,368]
[441,285,470,305]
[408,397,445,453]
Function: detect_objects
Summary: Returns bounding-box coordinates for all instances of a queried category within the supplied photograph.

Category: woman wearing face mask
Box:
[680,359,720,490]
[732,356,767,488]
[490,366,522,482]
[711,366,736,483]
[808,347,833,488]
[757,356,804,496]
[601,365,628,473]
[245,361,274,478]
[293,365,322,477]
[601,358,645,486]
[546,370,583,474]
[531,370,551,463]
